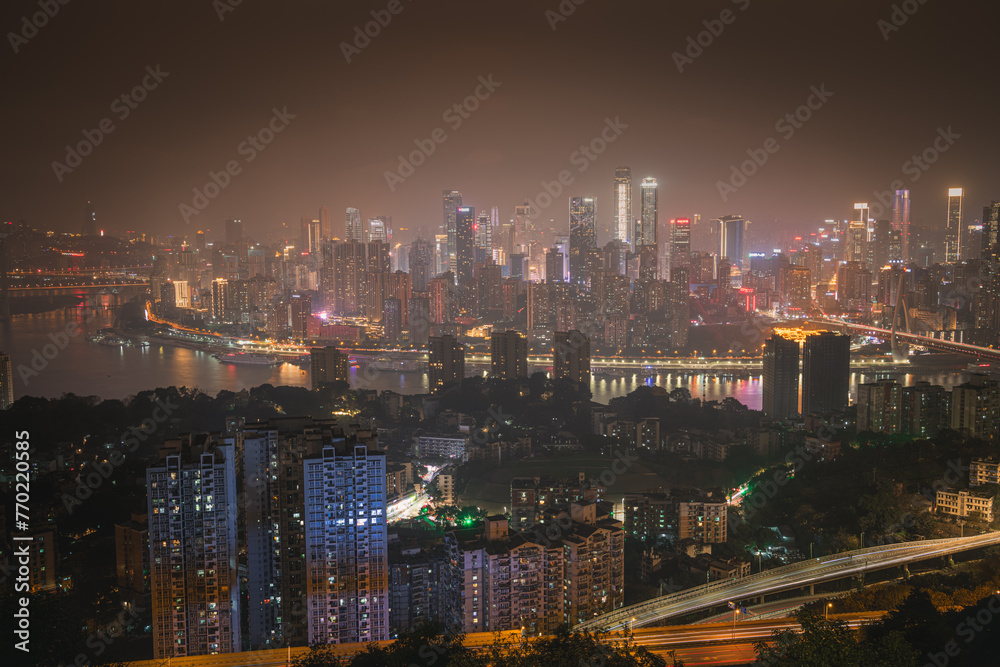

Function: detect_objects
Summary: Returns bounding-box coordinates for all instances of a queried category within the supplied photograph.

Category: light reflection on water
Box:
[0,308,973,407]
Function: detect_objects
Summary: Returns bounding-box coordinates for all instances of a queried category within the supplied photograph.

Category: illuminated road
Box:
[576,532,1000,632]
[125,617,884,667]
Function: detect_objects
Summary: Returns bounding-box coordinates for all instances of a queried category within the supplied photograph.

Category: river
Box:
[0,307,975,407]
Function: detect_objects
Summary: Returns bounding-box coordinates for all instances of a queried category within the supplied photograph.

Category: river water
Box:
[0,307,974,407]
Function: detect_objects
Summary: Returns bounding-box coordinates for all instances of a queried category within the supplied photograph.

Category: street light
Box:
[826,602,833,621]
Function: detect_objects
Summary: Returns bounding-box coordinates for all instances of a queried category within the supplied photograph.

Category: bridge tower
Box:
[890,271,910,362]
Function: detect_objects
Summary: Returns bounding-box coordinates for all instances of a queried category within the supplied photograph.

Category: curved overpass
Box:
[810,319,1000,362]
[575,532,1000,632]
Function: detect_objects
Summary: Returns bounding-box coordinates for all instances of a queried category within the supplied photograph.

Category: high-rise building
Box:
[718,215,747,278]
[408,297,431,347]
[945,188,963,263]
[893,189,911,263]
[513,203,530,253]
[443,190,463,272]
[950,374,1000,440]
[545,248,565,284]
[612,166,632,246]
[490,330,527,380]
[383,298,402,345]
[225,218,243,246]
[368,217,388,243]
[114,512,149,594]
[762,334,799,419]
[147,440,240,658]
[345,207,363,242]
[319,205,331,240]
[304,436,388,644]
[677,494,728,544]
[553,330,590,388]
[455,206,476,286]
[428,335,465,390]
[0,351,13,409]
[802,331,850,415]
[638,178,658,248]
[669,218,691,278]
[977,202,1000,345]
[211,278,229,321]
[310,346,349,389]
[569,197,596,287]
[408,238,432,292]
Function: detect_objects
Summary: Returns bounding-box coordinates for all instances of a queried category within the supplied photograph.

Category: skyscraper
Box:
[945,188,964,264]
[490,330,527,380]
[383,297,402,344]
[762,334,799,419]
[669,218,691,278]
[428,334,465,389]
[513,203,531,253]
[225,218,243,246]
[553,330,590,388]
[147,440,240,658]
[892,189,911,263]
[455,206,476,286]
[802,331,850,415]
[0,351,13,409]
[304,435,388,644]
[443,190,463,272]
[718,215,747,283]
[977,201,1000,344]
[319,205,331,240]
[408,238,432,292]
[638,178,658,248]
[345,207,363,242]
[310,346,349,389]
[211,278,229,321]
[569,197,596,287]
[612,167,632,246]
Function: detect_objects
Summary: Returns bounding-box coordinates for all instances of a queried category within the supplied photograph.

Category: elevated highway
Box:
[575,532,1000,632]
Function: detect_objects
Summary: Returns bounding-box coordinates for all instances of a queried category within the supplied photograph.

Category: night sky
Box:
[3,0,999,245]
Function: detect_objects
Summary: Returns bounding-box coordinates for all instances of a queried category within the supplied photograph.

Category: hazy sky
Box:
[3,0,998,246]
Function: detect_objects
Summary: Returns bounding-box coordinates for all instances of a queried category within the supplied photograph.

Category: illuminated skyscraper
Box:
[892,189,911,263]
[670,218,691,278]
[147,441,240,658]
[310,346,350,389]
[802,331,850,415]
[553,330,590,388]
[718,215,747,283]
[443,190,463,271]
[638,178,658,247]
[319,205,330,240]
[368,216,390,243]
[612,167,632,246]
[569,197,596,287]
[345,207,363,242]
[945,188,964,263]
[455,206,476,286]
[304,435,388,644]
